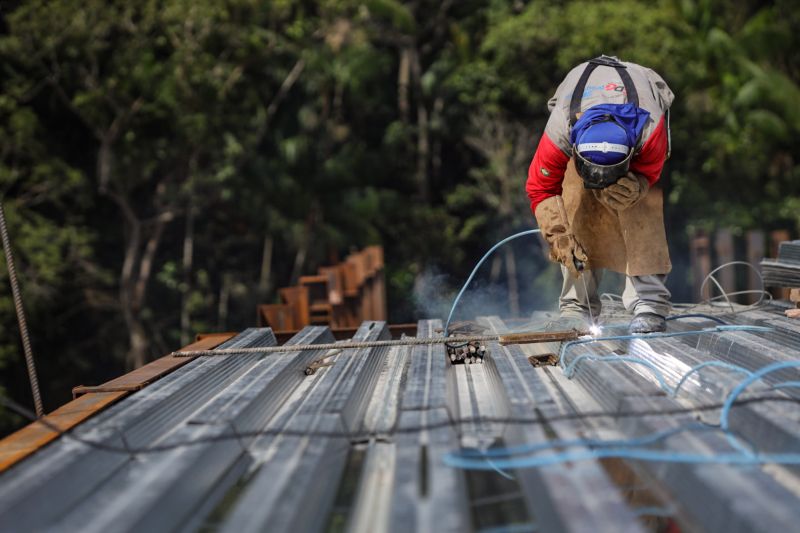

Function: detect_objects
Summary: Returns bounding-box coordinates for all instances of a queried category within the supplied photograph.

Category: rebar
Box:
[170,330,583,358]
[0,202,43,418]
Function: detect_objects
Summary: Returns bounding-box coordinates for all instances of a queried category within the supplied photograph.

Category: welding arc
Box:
[171,330,582,357]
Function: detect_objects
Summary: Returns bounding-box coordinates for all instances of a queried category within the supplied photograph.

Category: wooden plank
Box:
[318,266,344,305]
[747,230,766,303]
[372,270,387,321]
[0,333,235,474]
[258,303,296,330]
[690,229,711,301]
[279,286,310,328]
[714,228,735,299]
[771,230,792,300]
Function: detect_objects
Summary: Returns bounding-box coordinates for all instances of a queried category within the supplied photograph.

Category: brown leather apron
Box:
[562,159,671,276]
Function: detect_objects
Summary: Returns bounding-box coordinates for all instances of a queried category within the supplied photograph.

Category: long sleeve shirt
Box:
[526,61,674,214]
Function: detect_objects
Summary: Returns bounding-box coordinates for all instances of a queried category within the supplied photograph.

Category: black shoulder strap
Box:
[569,56,639,126]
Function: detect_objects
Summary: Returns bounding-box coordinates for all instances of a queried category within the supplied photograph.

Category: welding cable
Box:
[447,368,800,463]
[665,313,726,324]
[558,325,774,369]
[455,422,714,459]
[483,451,515,480]
[443,229,540,341]
[559,324,775,360]
[445,360,800,470]
[443,400,800,470]
[671,361,755,397]
[558,330,793,457]
[560,327,771,397]
[720,361,800,436]
[444,446,800,470]
[563,354,674,393]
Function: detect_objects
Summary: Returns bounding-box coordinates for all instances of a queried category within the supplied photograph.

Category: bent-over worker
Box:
[526,55,674,333]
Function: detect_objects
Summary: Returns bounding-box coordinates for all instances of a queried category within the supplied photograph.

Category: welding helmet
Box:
[570,103,650,189]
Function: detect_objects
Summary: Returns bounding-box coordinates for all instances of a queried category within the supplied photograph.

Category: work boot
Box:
[629,312,666,334]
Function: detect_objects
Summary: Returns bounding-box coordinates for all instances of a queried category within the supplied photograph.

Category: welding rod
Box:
[171,329,583,358]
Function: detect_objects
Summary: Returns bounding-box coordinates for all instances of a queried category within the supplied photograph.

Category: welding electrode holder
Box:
[573,256,585,273]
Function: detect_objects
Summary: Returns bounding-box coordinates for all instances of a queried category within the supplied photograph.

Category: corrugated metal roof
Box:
[1,305,800,532]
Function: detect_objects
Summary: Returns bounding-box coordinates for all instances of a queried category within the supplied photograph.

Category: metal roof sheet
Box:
[1,305,800,532]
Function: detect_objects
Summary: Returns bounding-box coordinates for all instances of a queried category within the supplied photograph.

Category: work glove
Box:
[593,172,650,211]
[534,195,589,278]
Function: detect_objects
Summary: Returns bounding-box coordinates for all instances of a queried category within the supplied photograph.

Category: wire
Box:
[443,229,540,338]
[455,423,715,459]
[666,313,726,324]
[0,202,43,418]
[445,374,800,469]
[699,261,766,312]
[558,325,774,370]
[446,328,800,471]
[3,392,797,457]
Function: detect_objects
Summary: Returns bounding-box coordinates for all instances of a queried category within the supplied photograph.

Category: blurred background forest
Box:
[1,0,799,434]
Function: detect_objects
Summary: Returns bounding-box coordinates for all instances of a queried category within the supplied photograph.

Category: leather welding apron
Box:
[562,159,671,276]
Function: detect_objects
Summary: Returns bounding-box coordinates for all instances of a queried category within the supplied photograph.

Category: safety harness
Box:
[569,55,639,127]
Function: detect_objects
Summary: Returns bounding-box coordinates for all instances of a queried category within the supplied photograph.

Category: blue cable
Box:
[456,423,714,459]
[443,447,800,470]
[720,361,800,433]
[562,354,674,393]
[445,328,800,470]
[559,325,773,370]
[666,313,726,324]
[444,229,540,336]
[672,361,755,398]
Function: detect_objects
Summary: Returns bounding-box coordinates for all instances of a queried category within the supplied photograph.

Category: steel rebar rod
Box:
[171,330,583,358]
[0,202,43,417]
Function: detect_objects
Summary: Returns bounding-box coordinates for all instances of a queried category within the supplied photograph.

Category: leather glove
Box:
[534,195,589,278]
[593,172,650,211]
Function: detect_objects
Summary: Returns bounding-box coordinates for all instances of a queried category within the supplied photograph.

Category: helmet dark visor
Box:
[573,145,633,189]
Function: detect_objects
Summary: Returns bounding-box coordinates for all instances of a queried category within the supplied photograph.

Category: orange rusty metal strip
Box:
[71,384,144,396]
[0,332,236,474]
[72,333,236,398]
[0,391,126,473]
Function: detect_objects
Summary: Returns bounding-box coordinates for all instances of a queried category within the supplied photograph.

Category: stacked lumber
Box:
[761,240,800,287]
[257,245,386,331]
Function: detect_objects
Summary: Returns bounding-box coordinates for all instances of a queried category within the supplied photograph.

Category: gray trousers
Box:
[559,266,671,317]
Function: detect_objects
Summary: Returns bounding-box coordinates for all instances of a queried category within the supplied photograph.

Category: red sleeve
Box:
[630,116,668,185]
[526,132,570,214]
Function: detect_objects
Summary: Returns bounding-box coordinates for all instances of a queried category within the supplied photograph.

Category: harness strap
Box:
[569,56,639,126]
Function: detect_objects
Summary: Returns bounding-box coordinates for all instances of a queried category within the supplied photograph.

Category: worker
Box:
[526,55,674,333]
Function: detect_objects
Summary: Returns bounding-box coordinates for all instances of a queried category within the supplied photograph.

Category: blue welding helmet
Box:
[570,103,650,189]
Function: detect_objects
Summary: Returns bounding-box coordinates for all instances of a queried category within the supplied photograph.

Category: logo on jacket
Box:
[581,81,626,98]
